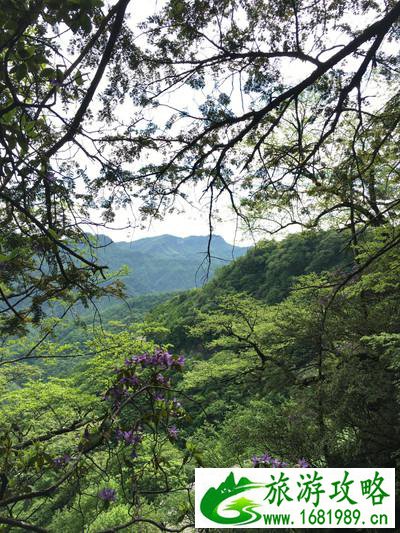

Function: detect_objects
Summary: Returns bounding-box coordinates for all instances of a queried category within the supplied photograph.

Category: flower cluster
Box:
[115,429,142,446]
[251,452,310,468]
[124,349,185,369]
[119,375,140,387]
[53,454,71,469]
[251,453,288,468]
[154,393,165,402]
[103,349,186,453]
[115,428,142,458]
[105,350,185,405]
[167,425,179,440]
[155,373,169,385]
[98,487,117,502]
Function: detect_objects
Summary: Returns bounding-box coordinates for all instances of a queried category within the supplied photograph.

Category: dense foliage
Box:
[1,229,400,530]
[146,230,351,351]
[2,0,400,331]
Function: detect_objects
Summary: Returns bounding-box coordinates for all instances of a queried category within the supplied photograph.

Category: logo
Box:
[200,471,267,526]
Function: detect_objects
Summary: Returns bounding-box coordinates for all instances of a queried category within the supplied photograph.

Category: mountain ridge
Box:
[89,233,248,296]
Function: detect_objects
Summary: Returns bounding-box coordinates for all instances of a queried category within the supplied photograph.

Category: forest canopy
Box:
[1,0,400,329]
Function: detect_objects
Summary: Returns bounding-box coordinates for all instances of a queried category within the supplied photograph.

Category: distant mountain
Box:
[91,234,248,295]
[146,229,352,351]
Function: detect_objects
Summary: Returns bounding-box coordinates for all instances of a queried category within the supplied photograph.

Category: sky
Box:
[87,189,254,246]
[84,0,258,246]
[82,0,382,247]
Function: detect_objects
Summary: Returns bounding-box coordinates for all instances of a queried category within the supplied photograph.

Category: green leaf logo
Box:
[200,472,266,525]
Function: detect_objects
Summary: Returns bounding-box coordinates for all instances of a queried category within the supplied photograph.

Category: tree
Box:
[2,2,400,528]
[0,0,130,333]
[108,0,400,240]
[2,0,400,332]
[181,240,400,469]
[0,325,194,531]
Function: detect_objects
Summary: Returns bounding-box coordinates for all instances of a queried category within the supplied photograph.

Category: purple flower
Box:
[98,488,116,502]
[270,459,287,468]
[251,451,290,468]
[130,354,147,365]
[251,455,260,467]
[175,355,185,367]
[155,373,169,385]
[124,350,185,370]
[154,393,165,401]
[270,458,281,467]
[298,458,310,468]
[45,172,56,182]
[115,429,142,445]
[261,453,272,464]
[137,353,148,364]
[163,352,174,367]
[167,425,179,439]
[119,375,140,387]
[53,454,70,468]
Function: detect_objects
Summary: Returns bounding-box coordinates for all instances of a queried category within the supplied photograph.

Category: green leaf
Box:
[42,67,56,79]
[14,63,28,81]
[75,70,84,86]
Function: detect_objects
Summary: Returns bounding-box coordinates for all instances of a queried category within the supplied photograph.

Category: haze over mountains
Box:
[92,234,248,295]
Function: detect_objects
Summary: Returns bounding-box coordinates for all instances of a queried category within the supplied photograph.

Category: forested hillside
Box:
[1,0,400,531]
[91,234,247,296]
[146,230,351,351]
[2,228,399,530]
